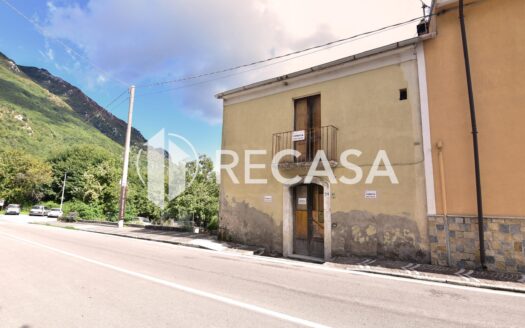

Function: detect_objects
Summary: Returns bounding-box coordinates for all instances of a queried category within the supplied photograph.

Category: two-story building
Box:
[216,0,525,273]
[216,37,433,262]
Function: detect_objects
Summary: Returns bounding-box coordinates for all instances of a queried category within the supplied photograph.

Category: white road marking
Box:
[401,263,421,276]
[0,231,331,328]
[357,258,376,269]
[4,224,525,298]
[455,269,480,283]
[410,264,421,276]
[402,263,414,269]
[464,270,480,283]
[454,269,470,281]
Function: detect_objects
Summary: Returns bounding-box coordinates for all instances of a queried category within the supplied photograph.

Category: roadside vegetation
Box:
[0,52,219,229]
[0,146,219,229]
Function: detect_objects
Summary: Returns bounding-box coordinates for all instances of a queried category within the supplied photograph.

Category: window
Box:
[400,88,408,100]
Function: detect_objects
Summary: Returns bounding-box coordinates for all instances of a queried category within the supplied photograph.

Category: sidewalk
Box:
[327,256,525,293]
[39,221,525,293]
[41,221,262,255]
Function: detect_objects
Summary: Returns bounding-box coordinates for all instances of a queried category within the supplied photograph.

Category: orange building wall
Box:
[424,0,525,216]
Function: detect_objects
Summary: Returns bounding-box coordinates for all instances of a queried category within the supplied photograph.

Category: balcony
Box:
[272,125,338,168]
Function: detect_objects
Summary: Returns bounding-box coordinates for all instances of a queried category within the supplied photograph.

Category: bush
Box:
[62,201,103,220]
[42,201,60,209]
[207,215,219,231]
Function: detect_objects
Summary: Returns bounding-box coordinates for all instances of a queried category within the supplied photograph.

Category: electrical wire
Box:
[84,95,129,125]
[0,0,129,87]
[3,0,431,110]
[104,89,128,109]
[135,15,428,97]
[137,15,429,89]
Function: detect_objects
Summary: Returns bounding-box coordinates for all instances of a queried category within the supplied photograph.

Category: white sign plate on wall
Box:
[297,197,307,205]
[292,130,305,141]
[365,190,377,199]
[264,195,272,203]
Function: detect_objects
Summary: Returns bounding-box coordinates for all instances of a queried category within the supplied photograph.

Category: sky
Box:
[0,0,428,165]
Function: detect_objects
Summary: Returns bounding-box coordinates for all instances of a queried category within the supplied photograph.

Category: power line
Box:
[0,0,129,87]
[104,89,128,109]
[85,96,129,124]
[137,15,428,89]
[135,15,428,97]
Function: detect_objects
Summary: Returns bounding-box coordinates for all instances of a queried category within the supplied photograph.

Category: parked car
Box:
[47,208,63,218]
[29,205,48,216]
[5,204,21,215]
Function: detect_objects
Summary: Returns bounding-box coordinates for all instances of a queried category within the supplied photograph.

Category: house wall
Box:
[219,46,430,261]
[429,215,525,272]
[424,0,525,270]
[425,0,525,217]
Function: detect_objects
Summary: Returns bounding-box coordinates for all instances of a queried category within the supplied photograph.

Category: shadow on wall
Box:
[219,197,283,254]
[332,210,429,262]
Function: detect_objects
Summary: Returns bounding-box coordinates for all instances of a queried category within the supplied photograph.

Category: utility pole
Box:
[60,172,67,211]
[118,85,136,228]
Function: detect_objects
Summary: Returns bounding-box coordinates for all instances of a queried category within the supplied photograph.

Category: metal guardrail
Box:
[272,125,338,165]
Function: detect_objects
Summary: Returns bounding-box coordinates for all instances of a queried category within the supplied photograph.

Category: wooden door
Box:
[293,184,325,258]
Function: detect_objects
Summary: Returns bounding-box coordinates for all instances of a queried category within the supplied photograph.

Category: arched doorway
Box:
[292,184,325,258]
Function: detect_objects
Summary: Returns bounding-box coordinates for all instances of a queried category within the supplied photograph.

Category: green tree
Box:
[48,144,117,202]
[166,155,219,228]
[0,149,52,204]
[81,158,120,215]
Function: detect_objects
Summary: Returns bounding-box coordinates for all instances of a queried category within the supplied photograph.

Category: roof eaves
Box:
[215,36,427,99]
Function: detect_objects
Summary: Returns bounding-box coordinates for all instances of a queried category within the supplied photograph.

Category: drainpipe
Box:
[436,141,452,266]
[459,0,486,270]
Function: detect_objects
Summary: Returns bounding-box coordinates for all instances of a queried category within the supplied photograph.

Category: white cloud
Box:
[46,47,54,60]
[42,0,422,124]
[96,74,106,84]
[39,45,55,61]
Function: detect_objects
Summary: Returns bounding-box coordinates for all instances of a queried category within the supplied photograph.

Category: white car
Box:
[47,208,63,218]
[29,205,48,216]
[5,204,21,215]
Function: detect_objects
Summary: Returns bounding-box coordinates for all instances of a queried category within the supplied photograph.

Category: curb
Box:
[324,263,525,294]
[39,223,257,256]
[34,222,525,294]
[63,219,190,232]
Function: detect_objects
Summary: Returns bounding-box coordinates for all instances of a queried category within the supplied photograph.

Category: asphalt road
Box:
[0,216,524,328]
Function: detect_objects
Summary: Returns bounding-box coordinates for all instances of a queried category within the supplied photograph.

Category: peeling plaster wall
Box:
[220,192,283,253]
[332,211,428,262]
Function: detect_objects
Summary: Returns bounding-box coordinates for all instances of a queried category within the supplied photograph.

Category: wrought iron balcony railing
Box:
[272,125,338,167]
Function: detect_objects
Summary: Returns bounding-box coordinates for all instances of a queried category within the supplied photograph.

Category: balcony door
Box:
[294,95,321,162]
[293,184,325,258]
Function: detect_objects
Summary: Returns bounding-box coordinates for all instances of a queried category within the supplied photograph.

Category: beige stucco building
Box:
[217,39,433,262]
[423,0,525,272]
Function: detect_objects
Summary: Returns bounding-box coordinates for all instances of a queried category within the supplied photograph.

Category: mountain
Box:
[18,65,146,146]
[0,51,143,158]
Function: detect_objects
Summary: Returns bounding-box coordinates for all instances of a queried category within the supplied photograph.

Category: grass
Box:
[0,57,123,160]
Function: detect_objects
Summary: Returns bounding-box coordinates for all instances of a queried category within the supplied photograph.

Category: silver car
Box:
[47,208,63,218]
[5,204,21,215]
[29,205,48,216]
